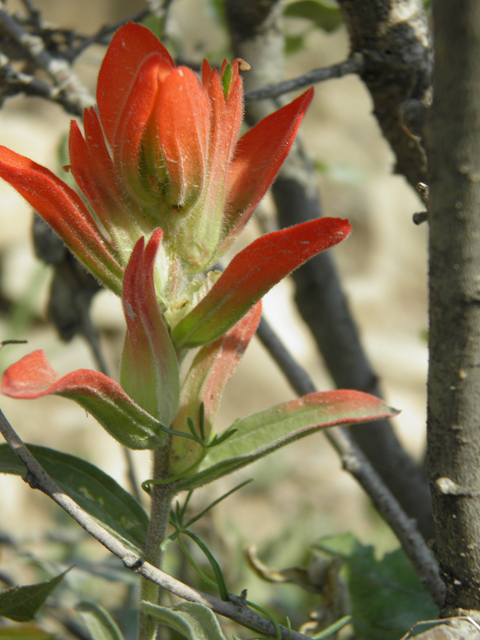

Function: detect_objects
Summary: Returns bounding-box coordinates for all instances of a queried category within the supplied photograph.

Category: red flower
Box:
[0,22,314,296]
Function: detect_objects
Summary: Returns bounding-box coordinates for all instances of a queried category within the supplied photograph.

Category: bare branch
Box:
[0,6,93,114]
[226,0,435,541]
[0,52,85,115]
[64,9,152,61]
[244,53,363,103]
[256,318,445,609]
[0,408,312,640]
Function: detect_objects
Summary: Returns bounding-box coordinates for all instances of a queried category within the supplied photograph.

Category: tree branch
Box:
[0,6,93,115]
[0,408,312,640]
[257,318,445,608]
[225,0,435,541]
[244,53,363,103]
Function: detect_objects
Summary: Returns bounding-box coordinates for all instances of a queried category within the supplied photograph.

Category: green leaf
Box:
[175,390,398,491]
[77,602,124,640]
[169,302,261,476]
[0,570,68,622]
[140,602,227,640]
[284,0,343,33]
[311,616,352,639]
[285,34,307,56]
[0,624,55,640]
[319,534,438,640]
[0,444,148,550]
[1,350,169,451]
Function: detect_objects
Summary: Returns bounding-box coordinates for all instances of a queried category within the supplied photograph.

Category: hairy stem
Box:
[137,446,174,640]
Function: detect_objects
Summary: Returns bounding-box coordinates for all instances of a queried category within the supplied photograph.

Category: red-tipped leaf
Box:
[121,231,180,426]
[69,111,140,247]
[169,301,262,474]
[0,146,123,294]
[115,54,172,207]
[172,217,351,348]
[1,351,167,450]
[97,22,174,148]
[176,390,399,491]
[218,87,314,255]
[157,67,211,207]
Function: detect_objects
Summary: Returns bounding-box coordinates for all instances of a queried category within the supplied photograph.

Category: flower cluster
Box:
[0,23,356,475]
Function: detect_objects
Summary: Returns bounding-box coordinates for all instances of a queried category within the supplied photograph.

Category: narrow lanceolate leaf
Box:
[172,218,351,348]
[140,602,227,640]
[0,570,69,622]
[0,146,123,295]
[175,390,399,491]
[0,444,149,550]
[121,231,180,426]
[1,351,168,450]
[220,87,314,252]
[77,602,125,640]
[169,301,262,475]
[69,110,142,249]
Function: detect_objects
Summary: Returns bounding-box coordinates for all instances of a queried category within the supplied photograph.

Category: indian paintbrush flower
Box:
[0,22,359,464]
[0,23,316,309]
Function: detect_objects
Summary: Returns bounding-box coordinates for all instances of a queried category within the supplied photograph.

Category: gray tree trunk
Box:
[427,0,480,617]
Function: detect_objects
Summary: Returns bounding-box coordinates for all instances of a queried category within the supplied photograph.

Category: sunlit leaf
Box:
[175,390,398,490]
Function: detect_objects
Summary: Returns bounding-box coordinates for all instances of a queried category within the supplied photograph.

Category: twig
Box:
[65,9,152,61]
[244,53,364,103]
[0,408,311,640]
[0,52,86,116]
[0,7,93,114]
[256,318,446,608]
[227,0,435,540]
[20,0,41,30]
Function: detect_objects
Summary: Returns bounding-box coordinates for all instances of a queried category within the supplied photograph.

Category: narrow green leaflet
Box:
[0,444,148,550]
[311,616,352,639]
[76,602,124,640]
[175,390,398,491]
[141,602,227,640]
[0,570,68,622]
[0,624,54,640]
[319,534,438,640]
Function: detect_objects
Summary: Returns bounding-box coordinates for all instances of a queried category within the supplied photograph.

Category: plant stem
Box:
[137,446,174,640]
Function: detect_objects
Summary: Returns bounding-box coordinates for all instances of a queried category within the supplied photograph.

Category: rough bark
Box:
[426,0,480,617]
[337,0,432,189]
[225,0,435,541]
